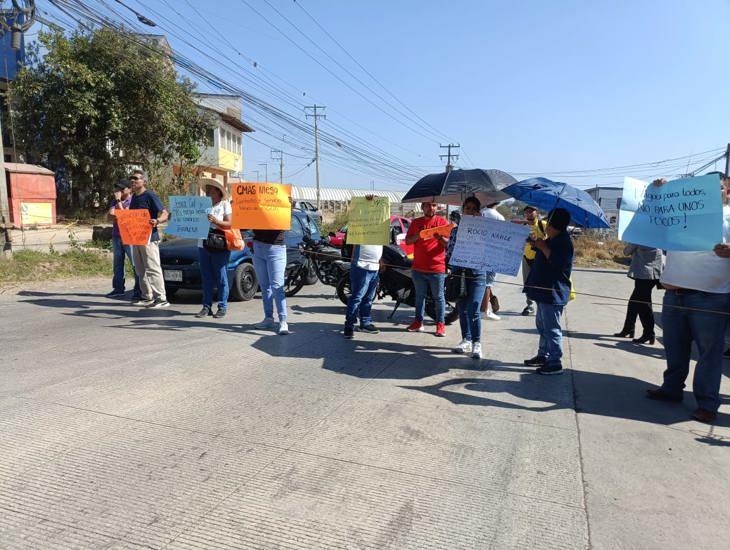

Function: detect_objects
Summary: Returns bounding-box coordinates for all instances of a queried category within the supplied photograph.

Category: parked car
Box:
[159,209,321,301]
[329,216,414,257]
[293,200,321,225]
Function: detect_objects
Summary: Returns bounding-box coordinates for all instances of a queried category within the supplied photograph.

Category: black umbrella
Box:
[402,169,517,206]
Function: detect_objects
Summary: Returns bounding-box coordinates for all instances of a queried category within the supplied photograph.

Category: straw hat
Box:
[199,177,228,200]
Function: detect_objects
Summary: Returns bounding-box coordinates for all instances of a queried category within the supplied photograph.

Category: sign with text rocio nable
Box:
[450,216,530,275]
[618,174,723,251]
[165,195,212,239]
[231,182,292,230]
[346,196,390,245]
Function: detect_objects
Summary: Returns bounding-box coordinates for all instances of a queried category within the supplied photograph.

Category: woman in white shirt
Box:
[196,178,233,319]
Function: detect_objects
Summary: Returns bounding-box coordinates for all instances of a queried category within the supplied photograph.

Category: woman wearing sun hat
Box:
[196,178,233,319]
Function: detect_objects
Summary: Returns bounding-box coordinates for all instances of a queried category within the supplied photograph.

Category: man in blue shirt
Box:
[128,169,169,308]
[523,208,574,375]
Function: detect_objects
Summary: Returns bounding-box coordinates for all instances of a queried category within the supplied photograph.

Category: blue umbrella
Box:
[502,177,611,229]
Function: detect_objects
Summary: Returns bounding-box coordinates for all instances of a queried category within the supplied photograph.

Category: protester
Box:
[196,178,232,319]
[343,197,383,339]
[405,201,449,336]
[613,244,663,344]
[480,202,504,320]
[646,173,730,424]
[251,199,293,335]
[107,179,140,299]
[447,197,487,359]
[512,206,547,315]
[128,170,169,308]
[523,208,574,375]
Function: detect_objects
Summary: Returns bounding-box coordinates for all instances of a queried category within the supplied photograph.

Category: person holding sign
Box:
[343,196,384,339]
[196,178,233,319]
[107,179,141,299]
[128,169,169,308]
[446,197,488,359]
[646,173,730,424]
[405,201,450,336]
[523,208,574,375]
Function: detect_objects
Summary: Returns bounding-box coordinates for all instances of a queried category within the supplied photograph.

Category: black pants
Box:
[622,278,657,335]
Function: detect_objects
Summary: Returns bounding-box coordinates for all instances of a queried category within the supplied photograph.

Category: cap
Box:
[114,179,131,190]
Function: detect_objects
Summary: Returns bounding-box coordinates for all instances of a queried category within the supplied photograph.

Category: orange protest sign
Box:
[116,209,152,245]
[420,223,455,240]
[231,182,292,230]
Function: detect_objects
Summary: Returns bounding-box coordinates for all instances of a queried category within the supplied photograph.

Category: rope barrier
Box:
[298,247,730,317]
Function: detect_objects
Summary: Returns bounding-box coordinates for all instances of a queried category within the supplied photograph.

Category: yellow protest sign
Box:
[346,196,390,245]
[116,209,152,246]
[231,182,292,230]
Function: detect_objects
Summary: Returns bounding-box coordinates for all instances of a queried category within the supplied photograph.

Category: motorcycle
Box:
[336,244,459,325]
[284,236,348,296]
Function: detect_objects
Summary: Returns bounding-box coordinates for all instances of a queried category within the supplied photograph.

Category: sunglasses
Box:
[129,176,142,181]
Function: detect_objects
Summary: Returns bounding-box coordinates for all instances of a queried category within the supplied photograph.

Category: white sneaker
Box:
[133,298,154,307]
[485,311,501,321]
[278,321,289,335]
[255,317,276,330]
[453,339,472,354]
[472,342,482,359]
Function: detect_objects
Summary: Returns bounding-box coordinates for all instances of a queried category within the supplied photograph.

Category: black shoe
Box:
[106,290,126,297]
[358,323,380,334]
[724,348,730,358]
[613,329,635,338]
[632,333,655,345]
[521,305,534,316]
[537,363,563,376]
[213,308,227,319]
[195,307,212,318]
[524,355,546,366]
[646,388,683,403]
[343,326,354,339]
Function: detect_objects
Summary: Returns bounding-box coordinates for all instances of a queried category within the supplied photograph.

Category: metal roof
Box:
[291,186,410,203]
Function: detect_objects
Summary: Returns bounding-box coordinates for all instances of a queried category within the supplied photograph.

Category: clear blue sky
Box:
[39,0,730,190]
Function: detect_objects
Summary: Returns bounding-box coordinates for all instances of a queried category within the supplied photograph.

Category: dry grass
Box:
[0,249,114,284]
[573,234,630,269]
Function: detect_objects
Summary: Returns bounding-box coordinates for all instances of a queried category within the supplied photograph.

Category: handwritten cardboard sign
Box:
[165,195,212,239]
[420,223,455,240]
[116,209,152,246]
[346,196,390,245]
[618,174,723,251]
[450,216,530,275]
[231,182,292,230]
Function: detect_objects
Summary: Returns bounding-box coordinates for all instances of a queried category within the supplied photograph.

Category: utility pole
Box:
[271,149,284,183]
[252,170,260,182]
[258,163,268,182]
[725,143,730,178]
[0,1,37,257]
[305,105,326,210]
[440,143,460,172]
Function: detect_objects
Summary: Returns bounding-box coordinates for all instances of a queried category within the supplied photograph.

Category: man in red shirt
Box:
[405,201,449,336]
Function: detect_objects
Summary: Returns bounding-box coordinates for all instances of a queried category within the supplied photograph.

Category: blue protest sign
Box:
[618,174,723,251]
[450,216,531,275]
[165,195,212,239]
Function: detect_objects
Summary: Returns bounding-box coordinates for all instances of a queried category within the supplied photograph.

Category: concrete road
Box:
[0,270,728,549]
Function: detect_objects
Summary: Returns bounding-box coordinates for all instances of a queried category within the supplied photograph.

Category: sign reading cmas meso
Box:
[618,174,723,251]
[231,183,292,230]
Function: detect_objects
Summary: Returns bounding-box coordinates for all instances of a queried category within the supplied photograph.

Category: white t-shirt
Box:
[481,207,505,221]
[198,200,233,248]
[353,245,383,271]
[660,205,730,293]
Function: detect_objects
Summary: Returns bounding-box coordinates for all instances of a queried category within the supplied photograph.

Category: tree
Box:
[10,28,213,210]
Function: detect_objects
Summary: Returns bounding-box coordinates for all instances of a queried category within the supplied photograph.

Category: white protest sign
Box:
[450,216,530,275]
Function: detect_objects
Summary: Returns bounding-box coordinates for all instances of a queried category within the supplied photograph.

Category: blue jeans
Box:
[253,242,287,321]
[458,273,487,342]
[536,302,564,366]
[198,247,231,310]
[412,270,446,323]
[112,235,140,296]
[660,291,730,413]
[345,265,379,329]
